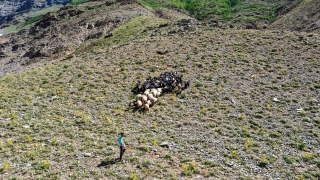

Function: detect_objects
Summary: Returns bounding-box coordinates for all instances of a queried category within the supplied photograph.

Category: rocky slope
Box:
[0,0,195,76]
[270,0,320,33]
[0,0,70,27]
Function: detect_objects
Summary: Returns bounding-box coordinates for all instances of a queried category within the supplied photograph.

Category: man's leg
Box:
[120,147,126,161]
[119,146,123,160]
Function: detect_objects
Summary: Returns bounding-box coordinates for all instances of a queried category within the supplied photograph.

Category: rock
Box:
[0,133,5,137]
[156,50,169,55]
[11,43,26,51]
[105,33,113,38]
[0,51,7,58]
[86,23,95,29]
[273,97,280,102]
[86,31,104,40]
[105,0,116,6]
[84,153,92,157]
[296,108,303,113]
[23,47,50,59]
[22,125,30,128]
[159,141,170,148]
[178,19,197,26]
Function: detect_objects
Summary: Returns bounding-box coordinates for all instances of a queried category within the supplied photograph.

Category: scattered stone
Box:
[105,33,113,38]
[273,97,280,102]
[0,133,5,137]
[84,153,92,157]
[22,125,30,128]
[156,50,169,55]
[49,96,58,102]
[296,108,303,113]
[159,141,170,148]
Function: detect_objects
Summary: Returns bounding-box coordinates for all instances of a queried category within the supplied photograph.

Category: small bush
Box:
[195,81,203,87]
[302,153,314,161]
[2,162,10,172]
[23,15,43,27]
[68,0,87,5]
[35,161,51,170]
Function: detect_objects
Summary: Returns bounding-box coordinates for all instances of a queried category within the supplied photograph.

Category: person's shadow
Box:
[97,158,118,168]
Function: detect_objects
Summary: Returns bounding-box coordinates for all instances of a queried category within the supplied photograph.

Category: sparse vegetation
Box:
[23,15,44,27]
[0,0,319,179]
[68,0,87,5]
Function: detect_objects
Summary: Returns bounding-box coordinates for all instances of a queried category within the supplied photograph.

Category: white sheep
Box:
[144,104,150,111]
[157,88,162,93]
[136,94,142,101]
[147,93,154,100]
[151,89,157,97]
[142,95,148,103]
[156,91,161,97]
[151,97,157,104]
[137,100,143,108]
[147,100,152,105]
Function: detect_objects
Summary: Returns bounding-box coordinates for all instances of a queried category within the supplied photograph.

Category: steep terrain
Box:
[270,0,320,33]
[0,0,195,76]
[0,26,320,180]
[0,0,319,179]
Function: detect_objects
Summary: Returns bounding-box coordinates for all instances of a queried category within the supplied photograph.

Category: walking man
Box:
[118,132,126,161]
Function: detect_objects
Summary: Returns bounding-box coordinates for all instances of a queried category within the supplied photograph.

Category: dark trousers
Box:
[119,146,126,160]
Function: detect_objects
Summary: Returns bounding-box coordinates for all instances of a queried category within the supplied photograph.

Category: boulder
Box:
[159,141,170,148]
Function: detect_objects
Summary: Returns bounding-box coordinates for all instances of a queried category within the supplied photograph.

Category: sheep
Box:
[137,100,143,108]
[150,97,157,104]
[136,94,143,101]
[157,88,162,93]
[142,95,148,103]
[147,100,152,105]
[151,89,157,97]
[144,104,150,111]
[147,93,154,100]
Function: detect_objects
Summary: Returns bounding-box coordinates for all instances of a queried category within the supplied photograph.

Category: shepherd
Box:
[117,132,126,161]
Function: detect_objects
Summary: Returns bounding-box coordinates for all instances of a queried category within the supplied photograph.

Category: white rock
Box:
[296,108,303,112]
[84,153,92,157]
[273,97,280,102]
[159,141,169,148]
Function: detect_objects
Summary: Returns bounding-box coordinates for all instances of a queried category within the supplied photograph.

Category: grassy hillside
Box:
[139,0,243,20]
[79,16,169,52]
[0,28,319,179]
[138,0,279,26]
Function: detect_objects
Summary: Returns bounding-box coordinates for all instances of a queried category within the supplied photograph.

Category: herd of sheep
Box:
[131,72,190,111]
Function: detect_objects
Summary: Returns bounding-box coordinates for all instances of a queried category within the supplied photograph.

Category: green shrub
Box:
[68,0,87,5]
[23,15,43,27]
